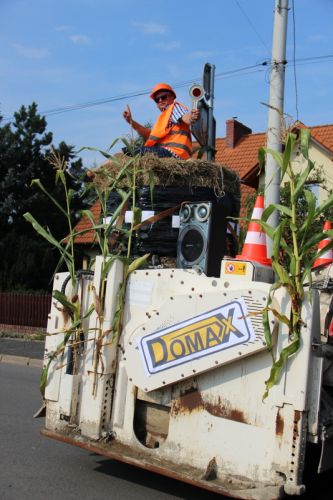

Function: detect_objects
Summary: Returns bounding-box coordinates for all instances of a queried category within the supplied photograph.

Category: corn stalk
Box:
[258,129,333,399]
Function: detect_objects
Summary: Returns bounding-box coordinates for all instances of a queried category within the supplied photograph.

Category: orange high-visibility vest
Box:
[145,102,192,160]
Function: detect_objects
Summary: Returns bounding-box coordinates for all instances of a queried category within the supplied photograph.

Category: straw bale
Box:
[89,154,240,199]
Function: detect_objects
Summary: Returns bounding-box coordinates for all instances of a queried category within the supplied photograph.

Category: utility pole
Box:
[265,0,289,255]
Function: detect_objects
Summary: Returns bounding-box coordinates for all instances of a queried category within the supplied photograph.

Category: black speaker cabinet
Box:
[176,201,227,277]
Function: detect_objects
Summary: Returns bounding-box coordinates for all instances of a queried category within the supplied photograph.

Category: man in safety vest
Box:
[123,83,199,160]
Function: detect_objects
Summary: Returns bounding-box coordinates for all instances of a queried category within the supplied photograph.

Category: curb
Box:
[0,354,43,368]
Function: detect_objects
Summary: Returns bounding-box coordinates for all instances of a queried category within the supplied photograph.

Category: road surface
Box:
[0,362,222,500]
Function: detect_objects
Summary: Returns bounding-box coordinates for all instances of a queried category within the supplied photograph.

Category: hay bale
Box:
[89,154,240,201]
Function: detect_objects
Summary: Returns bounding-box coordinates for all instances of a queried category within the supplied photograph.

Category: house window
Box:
[307,183,320,207]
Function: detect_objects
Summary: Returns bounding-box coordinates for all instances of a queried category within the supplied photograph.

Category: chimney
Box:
[226,119,252,148]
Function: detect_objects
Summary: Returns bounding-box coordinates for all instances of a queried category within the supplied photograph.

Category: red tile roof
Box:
[215,132,266,184]
[74,200,101,244]
[310,124,333,152]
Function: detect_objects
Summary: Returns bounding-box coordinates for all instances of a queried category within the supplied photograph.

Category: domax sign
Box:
[138,299,255,376]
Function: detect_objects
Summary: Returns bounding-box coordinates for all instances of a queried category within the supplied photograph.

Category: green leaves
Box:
[259,127,333,399]
[300,128,311,159]
[126,254,150,277]
[263,334,300,401]
[282,133,296,180]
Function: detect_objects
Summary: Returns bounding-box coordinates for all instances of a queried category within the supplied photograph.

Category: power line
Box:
[2,55,333,121]
[3,62,267,120]
[233,0,270,55]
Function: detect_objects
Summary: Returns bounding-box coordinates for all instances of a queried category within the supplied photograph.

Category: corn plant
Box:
[258,129,333,399]
[23,149,92,393]
[24,140,153,396]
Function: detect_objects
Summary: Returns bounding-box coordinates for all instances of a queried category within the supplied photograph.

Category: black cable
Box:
[2,55,333,122]
[233,0,270,55]
[1,62,268,121]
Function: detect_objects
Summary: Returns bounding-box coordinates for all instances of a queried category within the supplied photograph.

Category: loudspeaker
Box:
[176,201,227,277]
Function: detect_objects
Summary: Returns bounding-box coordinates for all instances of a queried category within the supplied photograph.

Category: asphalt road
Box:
[0,338,44,359]
[0,363,223,500]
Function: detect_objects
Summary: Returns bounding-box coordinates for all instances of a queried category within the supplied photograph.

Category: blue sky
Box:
[1,0,332,167]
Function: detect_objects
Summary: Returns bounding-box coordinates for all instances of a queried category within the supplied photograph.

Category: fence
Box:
[0,293,52,328]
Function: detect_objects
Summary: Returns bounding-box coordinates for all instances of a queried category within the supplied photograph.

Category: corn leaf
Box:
[262,282,282,352]
[314,194,333,219]
[262,308,272,352]
[23,213,72,258]
[261,204,276,223]
[258,147,266,173]
[301,230,333,256]
[300,128,311,160]
[104,191,132,238]
[52,290,77,315]
[126,253,150,277]
[282,133,296,179]
[107,138,120,151]
[111,282,125,340]
[272,223,284,258]
[268,308,290,327]
[101,255,128,282]
[133,206,142,228]
[293,159,315,201]
[301,189,316,233]
[264,148,284,169]
[78,146,113,159]
[263,336,300,400]
[31,179,68,217]
[67,188,75,205]
[80,209,103,249]
[252,219,275,240]
[40,358,52,396]
[272,260,292,286]
[289,254,296,276]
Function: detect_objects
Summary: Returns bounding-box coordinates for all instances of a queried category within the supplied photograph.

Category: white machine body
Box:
[42,257,333,499]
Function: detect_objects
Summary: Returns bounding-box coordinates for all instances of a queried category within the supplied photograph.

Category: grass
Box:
[0,331,46,341]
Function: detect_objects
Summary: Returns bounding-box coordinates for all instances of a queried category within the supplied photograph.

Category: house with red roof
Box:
[216,118,333,211]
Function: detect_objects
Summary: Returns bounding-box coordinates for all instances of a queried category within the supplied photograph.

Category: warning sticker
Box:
[224,261,247,275]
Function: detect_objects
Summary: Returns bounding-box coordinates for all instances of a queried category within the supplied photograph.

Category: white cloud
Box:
[156,41,181,51]
[133,22,167,35]
[69,34,92,45]
[12,44,50,59]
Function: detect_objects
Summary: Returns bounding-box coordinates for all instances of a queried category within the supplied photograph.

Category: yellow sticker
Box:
[224,261,247,275]
[139,299,254,375]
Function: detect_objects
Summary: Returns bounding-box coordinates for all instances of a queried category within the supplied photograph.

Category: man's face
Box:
[153,91,175,111]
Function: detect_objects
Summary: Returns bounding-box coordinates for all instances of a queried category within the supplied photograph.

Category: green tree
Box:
[0,102,86,291]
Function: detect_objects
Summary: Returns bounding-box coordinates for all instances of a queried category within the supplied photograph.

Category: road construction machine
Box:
[40,183,333,499]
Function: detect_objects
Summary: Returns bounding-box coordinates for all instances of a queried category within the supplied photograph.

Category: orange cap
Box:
[150,83,176,100]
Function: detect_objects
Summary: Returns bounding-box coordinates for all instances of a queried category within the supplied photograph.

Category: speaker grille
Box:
[181,228,205,263]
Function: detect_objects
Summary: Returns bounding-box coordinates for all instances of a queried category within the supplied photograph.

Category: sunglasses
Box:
[154,93,171,103]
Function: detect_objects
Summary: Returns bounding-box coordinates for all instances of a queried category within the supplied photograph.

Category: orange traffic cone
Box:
[312,220,333,270]
[236,194,271,267]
